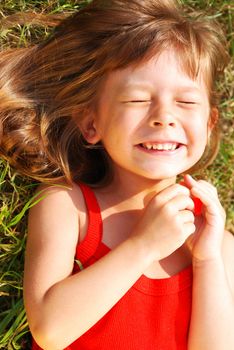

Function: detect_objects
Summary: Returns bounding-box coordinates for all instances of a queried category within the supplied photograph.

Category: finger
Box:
[155,183,191,207]
[166,194,195,212]
[190,185,225,220]
[179,209,195,223]
[180,179,203,216]
[184,174,217,198]
[182,174,196,189]
[189,179,222,209]
[183,222,196,237]
[196,180,218,195]
[183,174,222,215]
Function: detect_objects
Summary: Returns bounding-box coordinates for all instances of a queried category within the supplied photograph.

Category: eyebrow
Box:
[176,86,202,94]
[120,83,201,93]
[119,82,153,91]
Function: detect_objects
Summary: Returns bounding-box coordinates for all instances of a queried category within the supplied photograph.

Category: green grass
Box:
[0,1,233,349]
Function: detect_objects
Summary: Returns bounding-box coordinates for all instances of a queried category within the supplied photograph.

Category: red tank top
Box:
[32,183,193,350]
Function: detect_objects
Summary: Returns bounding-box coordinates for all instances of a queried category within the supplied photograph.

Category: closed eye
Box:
[124,100,151,104]
[177,101,197,105]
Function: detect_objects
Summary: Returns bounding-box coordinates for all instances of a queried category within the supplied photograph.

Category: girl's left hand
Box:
[183,174,226,263]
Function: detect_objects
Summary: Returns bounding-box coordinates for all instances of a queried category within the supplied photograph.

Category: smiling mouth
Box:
[139,142,181,151]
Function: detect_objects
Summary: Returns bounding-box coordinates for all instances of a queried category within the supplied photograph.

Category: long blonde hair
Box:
[0,0,229,185]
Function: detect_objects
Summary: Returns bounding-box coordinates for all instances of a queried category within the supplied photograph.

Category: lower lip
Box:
[136,144,186,156]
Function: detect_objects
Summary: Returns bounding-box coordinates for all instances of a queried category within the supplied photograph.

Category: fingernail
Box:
[185,174,195,183]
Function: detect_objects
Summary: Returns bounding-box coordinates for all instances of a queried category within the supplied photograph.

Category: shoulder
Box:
[222,230,234,291]
[24,182,89,304]
[29,180,88,225]
[27,181,88,276]
[28,180,89,245]
[31,180,85,209]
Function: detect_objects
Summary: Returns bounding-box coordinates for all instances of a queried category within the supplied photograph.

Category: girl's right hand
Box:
[131,184,195,263]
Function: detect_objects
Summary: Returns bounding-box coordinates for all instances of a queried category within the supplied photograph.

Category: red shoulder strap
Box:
[75,183,103,266]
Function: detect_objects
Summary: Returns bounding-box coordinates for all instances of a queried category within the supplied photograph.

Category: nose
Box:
[148,104,177,128]
[151,119,176,127]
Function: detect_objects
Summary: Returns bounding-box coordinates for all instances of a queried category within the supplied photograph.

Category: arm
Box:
[24,183,195,350]
[188,233,234,350]
[24,184,150,349]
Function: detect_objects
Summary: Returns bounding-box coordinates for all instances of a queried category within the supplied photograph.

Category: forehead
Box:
[103,49,208,95]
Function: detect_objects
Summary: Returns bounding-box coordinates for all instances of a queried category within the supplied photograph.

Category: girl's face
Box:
[84,49,214,182]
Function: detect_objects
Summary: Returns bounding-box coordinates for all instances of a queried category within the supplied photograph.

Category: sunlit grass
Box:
[0,159,37,349]
[0,0,233,348]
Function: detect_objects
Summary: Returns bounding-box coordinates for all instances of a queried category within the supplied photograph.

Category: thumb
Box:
[181,175,203,216]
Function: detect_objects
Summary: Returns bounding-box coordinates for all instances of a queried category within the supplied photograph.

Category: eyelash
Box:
[125,100,151,104]
[123,100,197,105]
[177,101,197,105]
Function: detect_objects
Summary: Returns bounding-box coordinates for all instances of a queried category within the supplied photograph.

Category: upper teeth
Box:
[141,143,178,151]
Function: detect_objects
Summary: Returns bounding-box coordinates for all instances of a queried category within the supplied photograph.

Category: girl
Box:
[0,1,234,349]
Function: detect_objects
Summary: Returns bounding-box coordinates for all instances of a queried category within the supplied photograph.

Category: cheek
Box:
[188,109,210,137]
[187,116,209,153]
[105,113,139,139]
[191,130,209,163]
[192,128,208,149]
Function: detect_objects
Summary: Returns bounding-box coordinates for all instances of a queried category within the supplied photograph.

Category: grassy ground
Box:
[0,0,233,349]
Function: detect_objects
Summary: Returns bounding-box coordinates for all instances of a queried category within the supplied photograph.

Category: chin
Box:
[139,171,178,181]
[146,167,184,177]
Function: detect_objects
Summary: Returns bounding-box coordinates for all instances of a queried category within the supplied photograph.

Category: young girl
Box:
[0,1,234,349]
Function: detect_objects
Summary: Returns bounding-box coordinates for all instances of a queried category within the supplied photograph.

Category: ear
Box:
[77,113,101,144]
[207,107,219,138]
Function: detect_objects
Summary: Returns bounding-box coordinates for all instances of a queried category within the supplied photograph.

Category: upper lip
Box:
[138,140,186,145]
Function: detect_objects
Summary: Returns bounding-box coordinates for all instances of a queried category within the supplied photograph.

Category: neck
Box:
[99,168,177,209]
